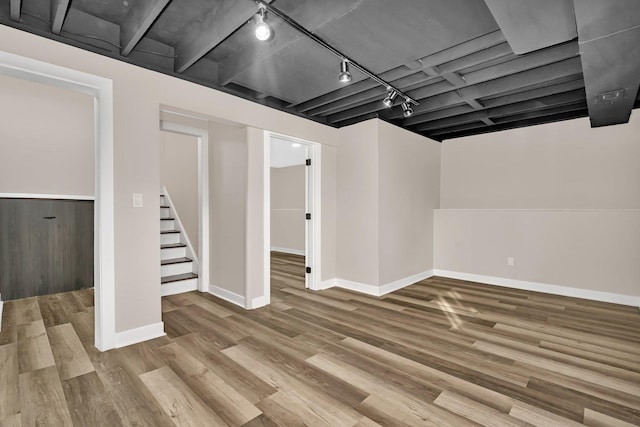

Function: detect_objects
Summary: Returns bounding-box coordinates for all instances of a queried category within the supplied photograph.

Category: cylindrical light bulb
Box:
[255,10,272,41]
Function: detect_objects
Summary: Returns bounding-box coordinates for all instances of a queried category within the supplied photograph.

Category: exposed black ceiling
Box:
[1,0,639,141]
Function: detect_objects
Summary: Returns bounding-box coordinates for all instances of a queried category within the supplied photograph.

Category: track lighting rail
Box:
[255,0,419,107]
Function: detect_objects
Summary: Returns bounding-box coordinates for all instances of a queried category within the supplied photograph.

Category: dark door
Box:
[0,198,94,300]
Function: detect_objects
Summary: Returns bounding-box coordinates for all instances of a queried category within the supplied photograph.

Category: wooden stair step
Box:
[160,230,180,234]
[161,272,198,284]
[161,257,192,265]
[161,243,187,249]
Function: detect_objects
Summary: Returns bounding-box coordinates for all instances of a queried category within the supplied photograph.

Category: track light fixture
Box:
[402,101,414,118]
[338,59,352,83]
[253,0,419,109]
[382,89,398,108]
[254,5,272,41]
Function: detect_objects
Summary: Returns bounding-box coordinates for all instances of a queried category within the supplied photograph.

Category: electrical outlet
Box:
[133,193,143,208]
[507,257,515,267]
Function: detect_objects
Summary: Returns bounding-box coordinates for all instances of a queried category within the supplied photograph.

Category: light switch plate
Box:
[133,193,143,208]
[507,257,515,266]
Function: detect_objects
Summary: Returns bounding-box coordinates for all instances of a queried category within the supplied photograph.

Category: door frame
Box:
[264,131,322,292]
[0,51,116,351]
[159,119,210,293]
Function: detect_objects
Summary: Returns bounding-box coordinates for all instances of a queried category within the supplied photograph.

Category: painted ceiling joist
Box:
[120,0,170,56]
[50,0,70,34]
[0,0,637,141]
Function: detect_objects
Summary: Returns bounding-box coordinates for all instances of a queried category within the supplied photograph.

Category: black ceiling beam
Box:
[492,102,587,125]
[329,42,578,123]
[294,31,508,113]
[409,41,579,100]
[404,78,585,127]
[413,89,586,132]
[328,51,582,123]
[313,39,575,120]
[10,0,21,21]
[435,106,589,141]
[480,77,584,109]
[305,72,432,117]
[120,0,170,56]
[174,0,270,73]
[385,56,584,121]
[50,0,70,34]
[307,43,513,117]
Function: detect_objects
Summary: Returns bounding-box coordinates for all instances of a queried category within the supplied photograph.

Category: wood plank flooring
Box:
[1,251,639,426]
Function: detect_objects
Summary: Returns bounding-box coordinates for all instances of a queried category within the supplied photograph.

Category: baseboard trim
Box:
[248,295,269,310]
[332,269,435,297]
[318,279,336,290]
[115,321,165,348]
[433,269,640,307]
[270,247,305,256]
[208,284,245,308]
[379,269,435,295]
[335,278,381,295]
[160,279,198,296]
[0,297,3,331]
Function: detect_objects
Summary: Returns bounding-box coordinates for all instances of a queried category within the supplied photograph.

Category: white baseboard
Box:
[433,269,640,307]
[332,269,435,297]
[208,284,245,308]
[115,321,165,348]
[318,279,336,290]
[270,247,305,256]
[248,295,269,310]
[379,270,434,295]
[335,278,381,295]
[161,279,198,296]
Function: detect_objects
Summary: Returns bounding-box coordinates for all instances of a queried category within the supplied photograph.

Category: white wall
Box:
[0,25,339,333]
[271,165,305,253]
[434,209,640,298]
[336,120,441,291]
[337,120,380,286]
[441,114,640,209]
[209,123,247,297]
[159,131,199,255]
[0,74,94,196]
[378,121,440,284]
[437,113,640,301]
[245,127,268,306]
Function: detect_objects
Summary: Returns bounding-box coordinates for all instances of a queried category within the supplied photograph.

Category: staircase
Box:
[160,190,198,296]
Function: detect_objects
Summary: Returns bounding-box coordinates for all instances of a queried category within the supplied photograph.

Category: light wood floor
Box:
[1,252,639,426]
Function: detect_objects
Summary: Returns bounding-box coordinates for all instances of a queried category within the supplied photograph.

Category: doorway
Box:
[0,50,115,351]
[159,117,210,293]
[266,132,321,295]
